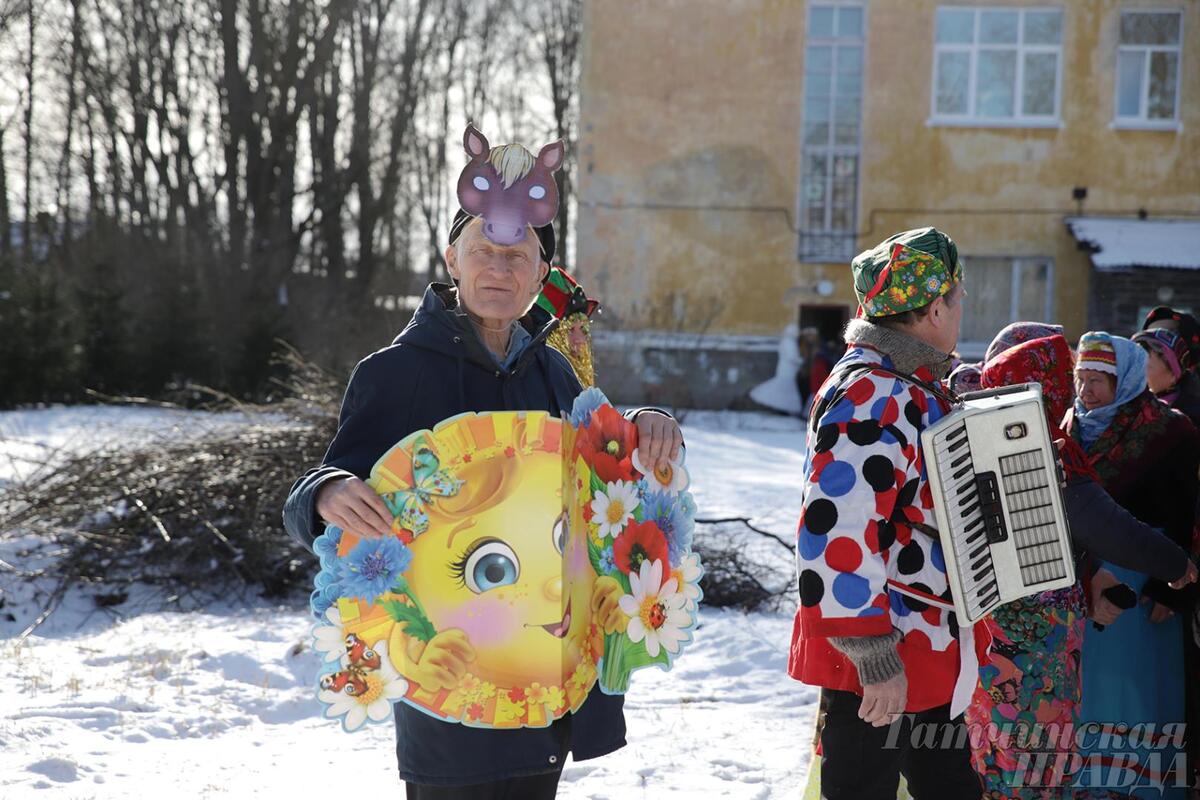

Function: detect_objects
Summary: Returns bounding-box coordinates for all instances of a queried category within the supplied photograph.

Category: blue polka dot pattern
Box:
[822,397,856,425]
[870,396,889,420]
[818,460,856,497]
[832,572,871,609]
[930,540,945,572]
[798,526,828,559]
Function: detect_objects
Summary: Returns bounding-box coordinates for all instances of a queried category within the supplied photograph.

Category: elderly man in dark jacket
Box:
[283,188,681,799]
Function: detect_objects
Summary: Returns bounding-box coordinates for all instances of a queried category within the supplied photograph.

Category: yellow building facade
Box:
[577,0,1200,405]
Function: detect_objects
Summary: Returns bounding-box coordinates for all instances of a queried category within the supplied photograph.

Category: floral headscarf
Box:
[981,334,1097,480]
[984,322,1065,365]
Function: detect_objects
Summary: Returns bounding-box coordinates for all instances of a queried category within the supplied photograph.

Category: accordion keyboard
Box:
[930,421,1000,621]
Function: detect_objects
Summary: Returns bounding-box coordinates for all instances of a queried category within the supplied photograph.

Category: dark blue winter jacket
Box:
[282,283,626,786]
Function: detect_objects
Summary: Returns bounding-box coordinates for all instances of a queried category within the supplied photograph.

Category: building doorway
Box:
[795,304,851,415]
[799,304,851,346]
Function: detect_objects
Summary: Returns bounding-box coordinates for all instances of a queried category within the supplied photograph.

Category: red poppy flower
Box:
[577,404,637,483]
[508,687,527,703]
[612,521,669,584]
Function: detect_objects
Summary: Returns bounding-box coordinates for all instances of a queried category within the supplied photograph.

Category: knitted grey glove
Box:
[831,629,904,685]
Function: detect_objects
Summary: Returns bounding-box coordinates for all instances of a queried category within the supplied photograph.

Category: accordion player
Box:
[921,383,1076,624]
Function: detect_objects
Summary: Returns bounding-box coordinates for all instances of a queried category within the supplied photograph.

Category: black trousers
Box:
[404,769,562,800]
[819,688,982,800]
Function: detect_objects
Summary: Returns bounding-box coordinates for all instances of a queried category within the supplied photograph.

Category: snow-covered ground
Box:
[0,406,816,799]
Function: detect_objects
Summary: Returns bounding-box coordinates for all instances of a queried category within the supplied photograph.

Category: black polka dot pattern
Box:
[897,541,925,575]
[905,400,923,429]
[901,581,935,613]
[862,455,895,492]
[799,569,825,607]
[815,424,840,453]
[876,519,897,551]
[847,419,883,446]
[805,499,839,536]
[897,478,919,508]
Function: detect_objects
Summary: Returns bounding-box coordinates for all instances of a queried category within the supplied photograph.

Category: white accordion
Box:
[920,383,1076,624]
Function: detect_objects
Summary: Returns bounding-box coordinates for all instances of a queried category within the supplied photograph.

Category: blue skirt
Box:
[1078,562,1186,799]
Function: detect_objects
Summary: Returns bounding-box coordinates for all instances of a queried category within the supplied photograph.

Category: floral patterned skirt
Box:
[966,584,1089,800]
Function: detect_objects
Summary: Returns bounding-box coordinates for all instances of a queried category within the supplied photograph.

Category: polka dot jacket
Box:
[787,342,992,711]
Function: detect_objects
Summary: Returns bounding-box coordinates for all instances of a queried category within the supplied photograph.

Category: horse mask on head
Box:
[456,124,565,249]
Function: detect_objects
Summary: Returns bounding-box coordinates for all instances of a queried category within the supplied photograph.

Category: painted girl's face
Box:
[406,450,595,689]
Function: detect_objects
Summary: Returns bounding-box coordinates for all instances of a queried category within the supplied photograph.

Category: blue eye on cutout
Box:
[473,176,491,192]
[465,542,520,593]
[528,184,546,200]
[553,513,566,555]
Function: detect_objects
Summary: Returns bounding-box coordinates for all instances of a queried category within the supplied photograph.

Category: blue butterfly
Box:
[381,441,464,535]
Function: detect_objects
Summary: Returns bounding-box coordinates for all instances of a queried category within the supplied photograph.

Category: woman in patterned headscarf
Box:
[1065,332,1200,799]
[1133,327,1200,427]
[983,321,1065,365]
[966,334,1195,799]
[948,361,982,395]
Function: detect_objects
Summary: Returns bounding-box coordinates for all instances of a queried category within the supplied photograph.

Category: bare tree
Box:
[21,0,34,260]
[0,0,585,406]
[526,0,580,264]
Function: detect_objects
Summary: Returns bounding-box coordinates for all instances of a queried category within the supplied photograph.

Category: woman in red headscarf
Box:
[964,334,1196,799]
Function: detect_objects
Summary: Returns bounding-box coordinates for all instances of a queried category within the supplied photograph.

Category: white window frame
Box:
[958,256,1056,356]
[929,6,1065,129]
[1112,8,1184,131]
[797,0,866,263]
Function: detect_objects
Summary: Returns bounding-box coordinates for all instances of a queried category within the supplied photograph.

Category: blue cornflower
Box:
[568,387,608,427]
[339,537,413,601]
[640,490,696,567]
[598,545,617,574]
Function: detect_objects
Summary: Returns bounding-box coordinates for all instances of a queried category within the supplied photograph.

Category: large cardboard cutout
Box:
[309,389,702,731]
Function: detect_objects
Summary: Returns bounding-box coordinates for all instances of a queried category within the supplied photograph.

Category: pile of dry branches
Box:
[0,347,341,614]
[693,517,797,612]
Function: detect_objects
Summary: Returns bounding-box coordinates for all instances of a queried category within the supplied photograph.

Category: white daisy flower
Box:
[318,639,408,732]
[631,448,690,494]
[590,480,640,539]
[312,606,346,664]
[617,559,691,659]
[671,552,704,612]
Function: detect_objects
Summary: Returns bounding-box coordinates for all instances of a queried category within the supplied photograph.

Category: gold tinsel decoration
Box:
[548,312,595,388]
